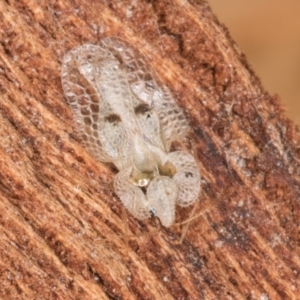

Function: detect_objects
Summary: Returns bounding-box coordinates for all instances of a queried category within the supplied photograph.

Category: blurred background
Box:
[209,0,300,125]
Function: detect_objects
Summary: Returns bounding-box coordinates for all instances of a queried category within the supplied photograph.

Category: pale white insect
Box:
[61,37,201,227]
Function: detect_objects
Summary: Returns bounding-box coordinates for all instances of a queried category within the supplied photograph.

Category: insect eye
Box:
[159,161,177,177]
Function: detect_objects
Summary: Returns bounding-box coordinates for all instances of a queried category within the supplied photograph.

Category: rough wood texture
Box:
[1,0,300,299]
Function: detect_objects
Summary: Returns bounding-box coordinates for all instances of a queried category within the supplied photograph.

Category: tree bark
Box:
[1,0,300,299]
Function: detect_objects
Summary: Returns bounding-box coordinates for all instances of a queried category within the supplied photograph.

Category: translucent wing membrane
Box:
[134,103,165,151]
[147,176,178,227]
[61,44,133,167]
[167,151,201,207]
[100,37,190,151]
[114,166,151,220]
[61,37,201,227]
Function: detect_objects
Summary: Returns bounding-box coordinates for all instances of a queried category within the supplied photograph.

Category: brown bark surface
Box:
[1,0,300,299]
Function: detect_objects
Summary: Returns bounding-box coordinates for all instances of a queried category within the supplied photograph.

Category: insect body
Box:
[61,37,200,227]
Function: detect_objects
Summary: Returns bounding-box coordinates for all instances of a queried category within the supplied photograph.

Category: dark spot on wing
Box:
[105,114,121,124]
[185,171,194,178]
[134,103,151,115]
